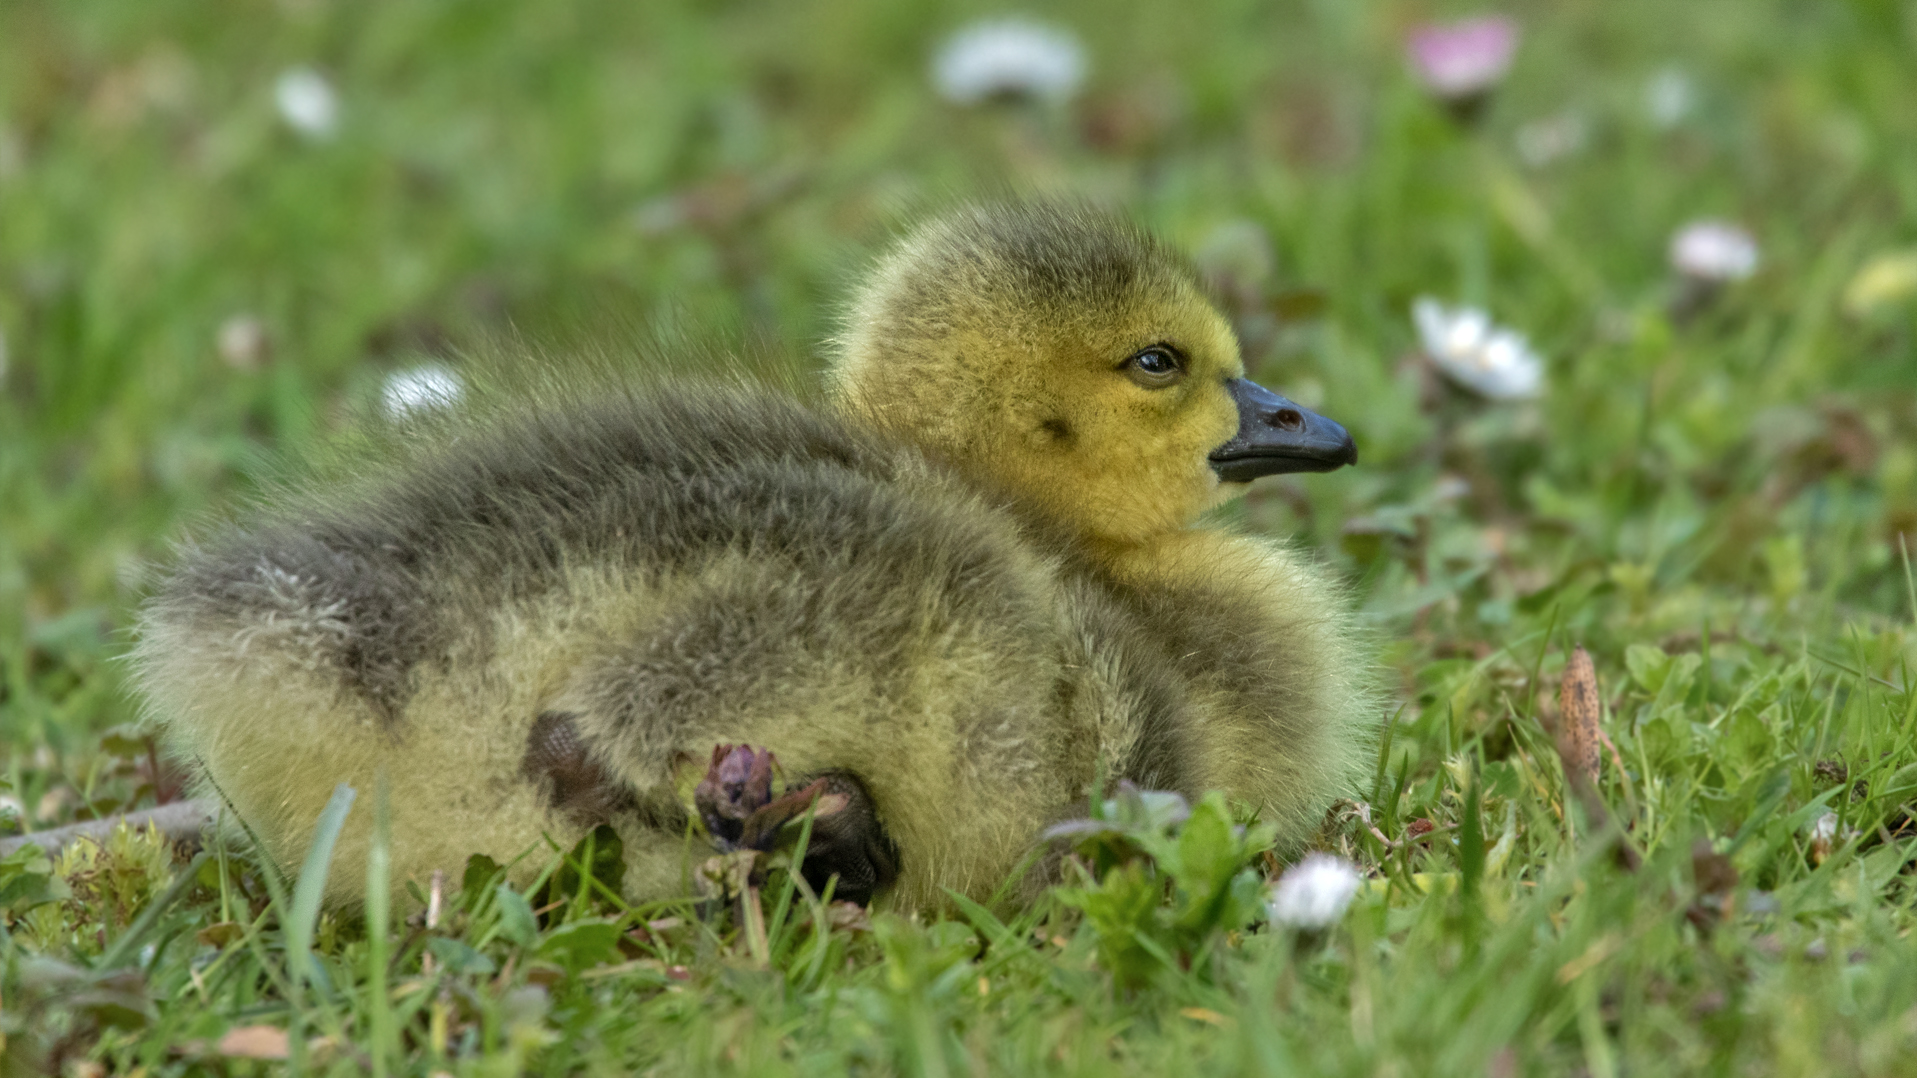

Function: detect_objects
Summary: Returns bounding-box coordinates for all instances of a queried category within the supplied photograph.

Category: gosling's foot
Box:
[786,770,899,907]
[692,747,899,906]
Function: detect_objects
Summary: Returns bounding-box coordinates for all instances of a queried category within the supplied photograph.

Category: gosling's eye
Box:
[1121,346,1185,389]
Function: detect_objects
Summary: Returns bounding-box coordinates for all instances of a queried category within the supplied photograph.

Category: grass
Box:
[3,0,1917,1073]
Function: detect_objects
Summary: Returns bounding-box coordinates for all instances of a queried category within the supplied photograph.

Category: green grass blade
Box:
[286,783,357,993]
[366,777,395,1078]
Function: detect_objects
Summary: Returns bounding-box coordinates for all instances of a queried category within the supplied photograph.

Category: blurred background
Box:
[2,0,1915,816]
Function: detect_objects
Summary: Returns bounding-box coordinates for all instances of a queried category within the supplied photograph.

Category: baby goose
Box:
[134,202,1369,911]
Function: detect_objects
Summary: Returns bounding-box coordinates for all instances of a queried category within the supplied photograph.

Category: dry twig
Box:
[0,799,216,859]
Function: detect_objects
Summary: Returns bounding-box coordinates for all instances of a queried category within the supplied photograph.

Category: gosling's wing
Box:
[1097,533,1377,846]
[130,387,901,871]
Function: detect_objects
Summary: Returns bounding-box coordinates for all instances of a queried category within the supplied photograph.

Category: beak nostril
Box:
[1215,379,1355,478]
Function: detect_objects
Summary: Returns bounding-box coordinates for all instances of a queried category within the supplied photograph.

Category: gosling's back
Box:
[135,384,1184,906]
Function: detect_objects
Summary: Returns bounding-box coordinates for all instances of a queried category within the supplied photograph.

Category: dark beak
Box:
[1208,378,1358,483]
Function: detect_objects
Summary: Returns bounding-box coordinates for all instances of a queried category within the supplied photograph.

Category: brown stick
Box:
[0,799,217,859]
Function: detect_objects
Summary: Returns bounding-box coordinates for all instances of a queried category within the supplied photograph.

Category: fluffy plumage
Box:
[134,203,1373,910]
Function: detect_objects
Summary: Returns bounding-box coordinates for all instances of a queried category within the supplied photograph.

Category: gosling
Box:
[134,202,1370,911]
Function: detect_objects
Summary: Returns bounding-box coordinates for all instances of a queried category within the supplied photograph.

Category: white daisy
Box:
[1514,112,1587,168]
[216,314,269,371]
[1412,297,1544,400]
[1808,810,1847,863]
[275,67,339,139]
[1669,221,1758,282]
[1810,811,1838,844]
[1267,853,1362,930]
[1644,68,1696,129]
[380,364,464,419]
[931,18,1086,106]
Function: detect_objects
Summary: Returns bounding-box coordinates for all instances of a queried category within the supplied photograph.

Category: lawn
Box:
[3,0,1917,1074]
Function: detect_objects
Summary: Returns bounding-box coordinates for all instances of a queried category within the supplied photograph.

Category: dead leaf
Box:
[1557,645,1601,786]
[826,901,872,933]
[1691,839,1738,897]
[524,962,566,988]
[1555,933,1621,984]
[217,1025,290,1060]
[696,849,761,901]
[1686,838,1740,934]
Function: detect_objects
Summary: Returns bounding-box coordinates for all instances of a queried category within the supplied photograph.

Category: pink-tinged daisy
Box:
[1406,16,1519,116]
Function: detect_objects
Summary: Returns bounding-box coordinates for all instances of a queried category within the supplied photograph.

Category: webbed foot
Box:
[786,770,899,907]
[693,746,900,907]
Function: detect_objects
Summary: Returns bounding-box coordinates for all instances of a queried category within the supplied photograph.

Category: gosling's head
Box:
[831,203,1356,546]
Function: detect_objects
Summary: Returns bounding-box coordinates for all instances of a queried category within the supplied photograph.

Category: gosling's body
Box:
[135,204,1371,909]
